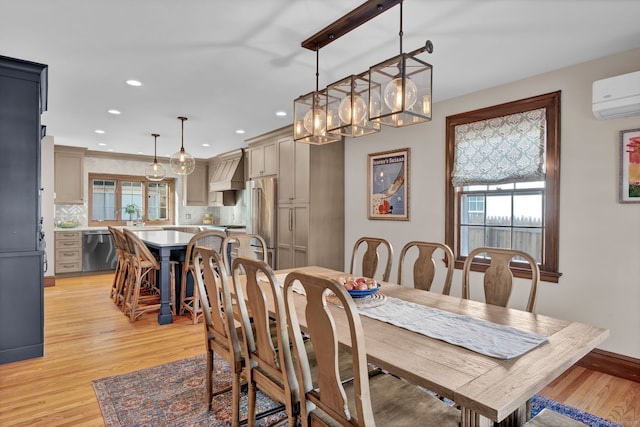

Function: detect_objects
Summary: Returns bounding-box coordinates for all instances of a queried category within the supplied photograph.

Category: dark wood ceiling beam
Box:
[301,0,402,50]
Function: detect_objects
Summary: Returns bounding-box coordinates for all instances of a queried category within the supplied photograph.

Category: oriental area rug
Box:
[93,354,621,427]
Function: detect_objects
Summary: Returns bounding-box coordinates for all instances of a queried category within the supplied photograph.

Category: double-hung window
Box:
[445,91,561,282]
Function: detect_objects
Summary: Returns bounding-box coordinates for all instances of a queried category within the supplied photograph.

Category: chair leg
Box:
[170,262,177,315]
[206,350,213,411]
[191,279,200,325]
[178,264,201,324]
[179,265,188,315]
[128,268,142,323]
[121,263,134,313]
[231,371,241,426]
[247,381,257,427]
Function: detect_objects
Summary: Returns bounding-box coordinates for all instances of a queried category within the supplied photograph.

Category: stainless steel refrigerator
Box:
[246,177,277,268]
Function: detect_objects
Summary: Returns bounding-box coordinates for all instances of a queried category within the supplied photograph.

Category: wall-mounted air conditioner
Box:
[592,70,640,120]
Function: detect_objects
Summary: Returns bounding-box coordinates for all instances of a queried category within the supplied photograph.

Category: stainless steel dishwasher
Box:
[82,230,118,272]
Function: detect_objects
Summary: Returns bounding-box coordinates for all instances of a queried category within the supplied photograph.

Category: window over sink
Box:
[88,173,174,226]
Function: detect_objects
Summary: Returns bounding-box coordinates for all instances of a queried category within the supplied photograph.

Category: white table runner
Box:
[358,296,548,359]
[261,273,306,295]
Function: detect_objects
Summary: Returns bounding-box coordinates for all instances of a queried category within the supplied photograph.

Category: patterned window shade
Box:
[451,108,546,186]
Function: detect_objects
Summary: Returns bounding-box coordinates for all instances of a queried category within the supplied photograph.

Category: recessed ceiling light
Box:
[98,143,107,146]
[126,80,142,87]
[276,111,287,117]
[108,109,121,115]
[137,151,144,154]
[95,129,105,134]
[107,148,114,152]
[236,129,245,134]
[202,143,210,147]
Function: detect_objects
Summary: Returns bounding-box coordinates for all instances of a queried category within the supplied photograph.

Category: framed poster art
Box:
[620,128,640,203]
[368,148,409,220]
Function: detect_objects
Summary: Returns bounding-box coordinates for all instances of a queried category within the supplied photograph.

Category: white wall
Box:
[344,48,640,359]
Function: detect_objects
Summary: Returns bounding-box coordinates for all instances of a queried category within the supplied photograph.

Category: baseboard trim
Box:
[577,348,640,383]
[44,275,55,287]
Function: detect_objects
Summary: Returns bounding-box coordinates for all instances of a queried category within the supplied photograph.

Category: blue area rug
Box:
[531,394,622,427]
[93,354,622,426]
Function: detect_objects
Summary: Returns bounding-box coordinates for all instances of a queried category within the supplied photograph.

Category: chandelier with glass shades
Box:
[293,0,434,144]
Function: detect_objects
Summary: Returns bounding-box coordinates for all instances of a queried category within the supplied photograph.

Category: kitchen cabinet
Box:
[273,127,345,271]
[184,161,208,206]
[277,204,309,269]
[0,55,47,364]
[55,231,82,273]
[247,139,277,178]
[54,145,86,204]
[278,136,309,204]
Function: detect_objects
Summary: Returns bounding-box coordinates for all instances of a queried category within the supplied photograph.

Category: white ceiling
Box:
[2,0,640,159]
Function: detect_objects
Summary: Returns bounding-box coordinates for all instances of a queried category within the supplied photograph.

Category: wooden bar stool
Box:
[122,229,175,322]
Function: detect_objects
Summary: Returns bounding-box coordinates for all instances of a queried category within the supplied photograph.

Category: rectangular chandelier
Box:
[294,0,434,143]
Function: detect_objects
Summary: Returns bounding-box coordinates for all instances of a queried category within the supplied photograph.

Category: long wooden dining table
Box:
[268,266,609,427]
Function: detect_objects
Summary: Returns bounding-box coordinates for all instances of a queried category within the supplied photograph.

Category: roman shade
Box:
[451,108,546,186]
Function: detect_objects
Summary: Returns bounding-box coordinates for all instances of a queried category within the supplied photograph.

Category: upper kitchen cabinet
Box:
[54,145,86,204]
[0,55,47,364]
[246,131,278,179]
[278,136,309,204]
[183,161,208,206]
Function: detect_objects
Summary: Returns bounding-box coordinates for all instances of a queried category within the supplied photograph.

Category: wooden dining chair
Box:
[283,271,461,426]
[179,229,227,324]
[192,246,244,424]
[231,256,298,427]
[397,241,455,294]
[222,233,268,274]
[462,246,540,313]
[349,237,393,282]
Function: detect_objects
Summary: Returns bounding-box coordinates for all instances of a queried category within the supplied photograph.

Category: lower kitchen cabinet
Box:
[55,231,82,273]
[277,205,309,269]
[0,253,44,364]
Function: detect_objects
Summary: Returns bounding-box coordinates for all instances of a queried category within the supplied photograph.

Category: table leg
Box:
[461,401,530,427]
[157,248,174,325]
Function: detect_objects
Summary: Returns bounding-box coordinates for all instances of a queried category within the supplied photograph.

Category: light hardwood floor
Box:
[0,274,638,426]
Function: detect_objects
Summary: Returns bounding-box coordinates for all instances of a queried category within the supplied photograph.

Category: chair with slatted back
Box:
[349,237,393,282]
[222,233,268,274]
[231,256,298,427]
[397,241,455,295]
[462,247,540,313]
[283,271,461,427]
[108,226,128,306]
[122,229,175,322]
[179,229,227,324]
[192,246,244,424]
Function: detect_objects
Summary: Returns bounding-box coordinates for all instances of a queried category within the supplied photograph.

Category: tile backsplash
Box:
[55,204,87,226]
